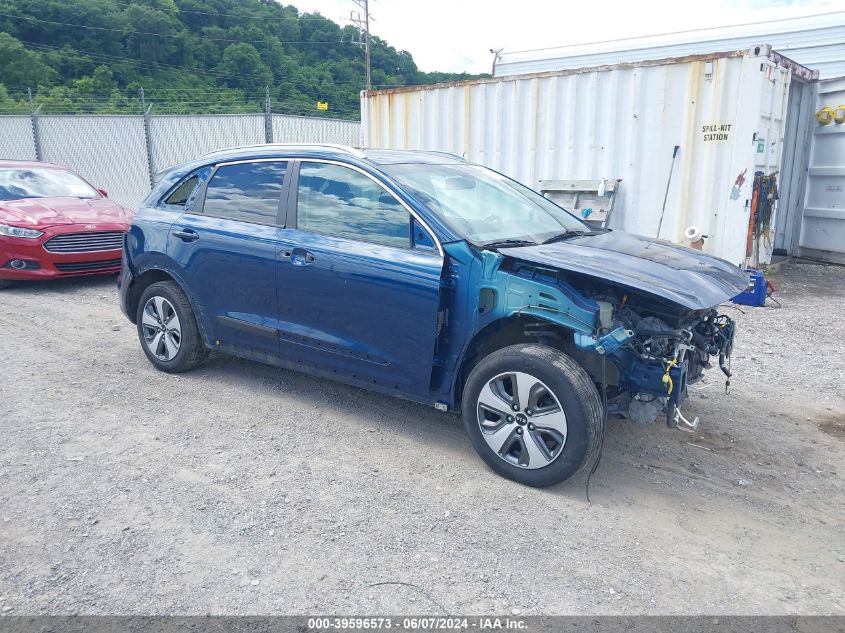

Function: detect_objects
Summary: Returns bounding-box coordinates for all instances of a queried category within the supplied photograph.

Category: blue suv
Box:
[119,144,747,487]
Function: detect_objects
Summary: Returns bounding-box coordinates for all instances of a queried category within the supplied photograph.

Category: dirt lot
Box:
[0,261,843,615]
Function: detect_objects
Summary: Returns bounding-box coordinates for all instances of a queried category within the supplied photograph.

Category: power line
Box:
[0,11,353,46]
[16,40,391,87]
[80,0,353,24]
[19,41,290,84]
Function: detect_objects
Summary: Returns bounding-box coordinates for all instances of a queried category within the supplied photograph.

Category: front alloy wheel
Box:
[477,372,567,469]
[141,296,182,361]
[461,344,603,487]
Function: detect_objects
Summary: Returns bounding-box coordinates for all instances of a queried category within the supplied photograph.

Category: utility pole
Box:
[351,0,371,93]
[489,48,504,76]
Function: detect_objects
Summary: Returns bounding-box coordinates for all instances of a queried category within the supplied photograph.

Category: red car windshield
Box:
[0,168,99,201]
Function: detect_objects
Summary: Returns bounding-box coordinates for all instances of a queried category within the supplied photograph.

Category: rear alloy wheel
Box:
[141,296,182,362]
[136,281,208,373]
[462,344,603,487]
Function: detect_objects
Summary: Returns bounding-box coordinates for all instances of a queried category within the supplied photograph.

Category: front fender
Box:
[437,242,601,408]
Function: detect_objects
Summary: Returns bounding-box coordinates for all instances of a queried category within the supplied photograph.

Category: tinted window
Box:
[203,161,287,224]
[164,175,198,206]
[297,162,410,248]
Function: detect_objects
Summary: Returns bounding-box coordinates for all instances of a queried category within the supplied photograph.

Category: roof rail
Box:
[203,143,367,159]
[418,150,468,162]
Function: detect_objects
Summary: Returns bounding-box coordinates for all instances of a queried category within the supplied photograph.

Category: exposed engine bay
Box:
[573,285,736,430]
[461,236,748,431]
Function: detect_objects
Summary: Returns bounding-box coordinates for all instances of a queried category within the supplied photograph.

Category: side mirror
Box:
[97,188,108,198]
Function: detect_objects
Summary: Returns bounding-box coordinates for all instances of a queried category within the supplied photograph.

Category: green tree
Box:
[0,83,26,112]
[0,32,52,88]
[0,0,486,116]
[216,42,273,93]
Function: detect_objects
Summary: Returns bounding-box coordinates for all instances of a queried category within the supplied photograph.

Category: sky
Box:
[288,0,841,73]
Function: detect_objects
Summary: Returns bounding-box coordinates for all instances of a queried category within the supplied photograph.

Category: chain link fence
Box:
[0,110,362,209]
[0,115,37,162]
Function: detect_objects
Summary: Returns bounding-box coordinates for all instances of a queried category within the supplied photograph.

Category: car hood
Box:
[499,231,749,310]
[0,197,132,228]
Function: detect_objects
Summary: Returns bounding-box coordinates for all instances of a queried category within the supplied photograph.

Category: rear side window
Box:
[202,161,287,224]
[296,162,410,248]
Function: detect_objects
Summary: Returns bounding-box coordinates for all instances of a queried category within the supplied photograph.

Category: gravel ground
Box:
[0,261,843,615]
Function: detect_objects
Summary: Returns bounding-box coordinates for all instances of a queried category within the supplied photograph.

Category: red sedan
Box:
[0,161,133,288]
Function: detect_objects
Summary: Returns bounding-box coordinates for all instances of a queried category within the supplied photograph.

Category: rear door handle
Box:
[172,229,199,242]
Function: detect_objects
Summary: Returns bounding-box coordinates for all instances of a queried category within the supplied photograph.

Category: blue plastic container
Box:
[732,269,767,306]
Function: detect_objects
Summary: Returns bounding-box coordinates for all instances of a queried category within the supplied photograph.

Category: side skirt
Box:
[207,341,445,411]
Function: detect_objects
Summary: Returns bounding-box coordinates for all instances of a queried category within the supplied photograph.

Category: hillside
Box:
[0,0,484,117]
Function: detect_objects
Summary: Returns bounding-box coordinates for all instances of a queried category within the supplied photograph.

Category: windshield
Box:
[381,162,588,245]
[0,168,100,201]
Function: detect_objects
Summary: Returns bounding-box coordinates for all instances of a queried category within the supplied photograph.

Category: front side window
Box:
[0,168,99,201]
[202,161,287,224]
[296,162,410,249]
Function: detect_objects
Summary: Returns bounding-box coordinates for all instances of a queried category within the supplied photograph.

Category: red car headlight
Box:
[0,223,43,239]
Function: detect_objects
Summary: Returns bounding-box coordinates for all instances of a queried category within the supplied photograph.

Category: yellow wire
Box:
[662,358,677,395]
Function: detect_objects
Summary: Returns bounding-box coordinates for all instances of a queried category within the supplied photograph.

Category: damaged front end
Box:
[447,236,746,430]
[571,289,735,430]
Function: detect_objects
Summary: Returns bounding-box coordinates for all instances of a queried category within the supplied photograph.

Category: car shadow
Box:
[2,273,118,295]
[184,352,669,500]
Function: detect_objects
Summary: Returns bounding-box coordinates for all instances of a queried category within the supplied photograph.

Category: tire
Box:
[461,344,604,487]
[136,280,208,373]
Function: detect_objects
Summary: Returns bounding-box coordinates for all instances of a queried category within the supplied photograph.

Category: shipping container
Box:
[787,76,845,264]
[362,45,818,266]
[494,12,845,80]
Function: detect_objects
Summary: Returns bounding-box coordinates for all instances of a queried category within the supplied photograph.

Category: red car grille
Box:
[43,231,124,253]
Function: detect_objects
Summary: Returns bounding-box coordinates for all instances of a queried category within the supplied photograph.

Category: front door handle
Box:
[289,247,315,266]
[172,228,199,242]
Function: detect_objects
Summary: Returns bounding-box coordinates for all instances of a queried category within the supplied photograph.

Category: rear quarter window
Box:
[158,166,212,210]
[165,176,198,206]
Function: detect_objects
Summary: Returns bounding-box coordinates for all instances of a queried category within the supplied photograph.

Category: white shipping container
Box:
[362,45,817,266]
[796,77,845,263]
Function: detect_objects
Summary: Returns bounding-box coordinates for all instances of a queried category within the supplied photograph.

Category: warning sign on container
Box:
[702,122,732,143]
